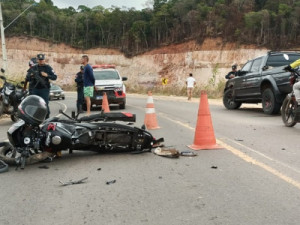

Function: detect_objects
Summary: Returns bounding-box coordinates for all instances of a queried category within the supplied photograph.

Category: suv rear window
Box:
[266,54,300,67]
[94,70,120,80]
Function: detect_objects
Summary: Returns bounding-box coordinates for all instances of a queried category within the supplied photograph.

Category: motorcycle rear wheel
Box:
[281,96,297,127]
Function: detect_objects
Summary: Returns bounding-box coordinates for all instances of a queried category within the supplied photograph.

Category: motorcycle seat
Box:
[75,123,99,130]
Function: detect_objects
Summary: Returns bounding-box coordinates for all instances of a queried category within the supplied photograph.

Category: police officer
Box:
[26,53,57,118]
[225,64,238,79]
[75,66,84,113]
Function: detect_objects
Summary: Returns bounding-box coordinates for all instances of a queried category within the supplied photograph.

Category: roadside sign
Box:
[162,78,168,85]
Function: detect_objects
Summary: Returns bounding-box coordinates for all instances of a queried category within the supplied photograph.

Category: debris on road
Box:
[106,180,116,185]
[38,165,49,169]
[153,147,179,158]
[281,148,286,151]
[180,151,197,157]
[234,139,244,142]
[97,168,102,171]
[211,166,218,169]
[59,177,88,186]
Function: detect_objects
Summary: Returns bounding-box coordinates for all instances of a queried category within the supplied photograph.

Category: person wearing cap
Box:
[26,53,57,118]
[81,55,95,115]
[75,66,84,113]
[24,57,37,94]
[225,64,238,79]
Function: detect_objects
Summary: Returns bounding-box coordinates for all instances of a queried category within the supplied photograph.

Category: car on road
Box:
[88,64,127,109]
[49,84,65,100]
[223,51,300,115]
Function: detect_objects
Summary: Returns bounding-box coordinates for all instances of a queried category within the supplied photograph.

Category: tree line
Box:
[2,0,300,56]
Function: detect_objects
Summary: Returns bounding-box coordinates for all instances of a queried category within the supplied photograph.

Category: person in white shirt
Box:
[186,73,196,100]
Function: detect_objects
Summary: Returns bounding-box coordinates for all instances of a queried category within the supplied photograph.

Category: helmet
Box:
[232,64,237,70]
[18,95,48,126]
[29,57,37,67]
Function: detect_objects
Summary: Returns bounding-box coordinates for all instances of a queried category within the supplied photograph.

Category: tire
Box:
[0,99,4,116]
[262,88,281,115]
[281,96,297,127]
[0,142,17,165]
[10,112,19,122]
[119,101,126,110]
[223,89,242,110]
[0,141,53,166]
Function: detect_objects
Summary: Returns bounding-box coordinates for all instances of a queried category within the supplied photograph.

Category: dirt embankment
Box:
[1,36,268,90]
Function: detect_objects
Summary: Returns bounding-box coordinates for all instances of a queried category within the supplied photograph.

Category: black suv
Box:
[223,51,300,114]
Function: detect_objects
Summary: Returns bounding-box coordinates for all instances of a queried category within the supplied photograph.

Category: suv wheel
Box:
[262,88,281,115]
[223,89,242,110]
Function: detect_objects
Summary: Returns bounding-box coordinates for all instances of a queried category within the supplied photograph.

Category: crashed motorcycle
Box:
[281,67,300,127]
[0,95,164,169]
[0,69,28,121]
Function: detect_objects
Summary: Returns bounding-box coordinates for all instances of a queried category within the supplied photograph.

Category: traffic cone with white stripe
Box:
[144,91,160,129]
[102,92,110,113]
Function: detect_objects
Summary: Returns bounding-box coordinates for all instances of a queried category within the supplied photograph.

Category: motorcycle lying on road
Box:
[0,69,28,122]
[0,95,164,169]
[281,67,300,127]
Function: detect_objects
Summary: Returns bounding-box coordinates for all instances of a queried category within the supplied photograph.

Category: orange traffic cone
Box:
[144,91,160,129]
[102,92,110,113]
[188,91,222,150]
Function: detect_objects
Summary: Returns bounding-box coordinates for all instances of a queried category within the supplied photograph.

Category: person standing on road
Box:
[75,66,84,113]
[81,55,95,115]
[26,53,57,119]
[225,64,238,79]
[186,73,196,101]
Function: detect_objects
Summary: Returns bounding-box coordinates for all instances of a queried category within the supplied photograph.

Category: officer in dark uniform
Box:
[26,53,57,118]
[75,66,84,113]
[225,64,238,79]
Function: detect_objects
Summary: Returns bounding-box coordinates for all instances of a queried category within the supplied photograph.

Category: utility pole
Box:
[0,2,7,71]
[0,1,36,72]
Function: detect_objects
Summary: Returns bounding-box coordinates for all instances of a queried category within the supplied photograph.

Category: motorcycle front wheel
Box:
[281,96,297,127]
[0,142,17,165]
[0,142,53,166]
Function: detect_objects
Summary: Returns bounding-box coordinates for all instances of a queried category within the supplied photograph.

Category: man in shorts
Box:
[81,55,95,115]
[186,73,196,100]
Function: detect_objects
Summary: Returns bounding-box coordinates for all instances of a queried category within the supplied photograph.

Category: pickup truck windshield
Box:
[94,71,120,80]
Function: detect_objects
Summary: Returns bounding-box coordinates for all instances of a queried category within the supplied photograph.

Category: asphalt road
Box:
[1,92,300,225]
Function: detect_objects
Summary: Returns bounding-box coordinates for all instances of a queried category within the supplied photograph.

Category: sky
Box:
[51,0,151,10]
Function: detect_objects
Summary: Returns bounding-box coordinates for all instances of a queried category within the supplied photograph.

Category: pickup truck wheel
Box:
[223,89,242,110]
[262,88,281,115]
[281,96,297,127]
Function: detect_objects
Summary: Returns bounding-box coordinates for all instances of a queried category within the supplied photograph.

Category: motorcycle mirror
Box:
[59,109,63,114]
[0,75,5,80]
[1,68,5,73]
[283,54,289,61]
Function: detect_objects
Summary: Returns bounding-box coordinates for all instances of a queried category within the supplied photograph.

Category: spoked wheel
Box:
[281,96,297,127]
[223,89,242,110]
